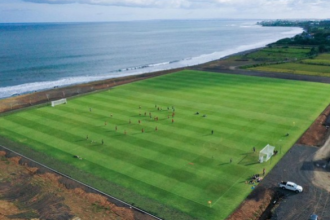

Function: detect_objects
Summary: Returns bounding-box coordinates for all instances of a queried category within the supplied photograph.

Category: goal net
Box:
[51,98,67,107]
[259,144,275,163]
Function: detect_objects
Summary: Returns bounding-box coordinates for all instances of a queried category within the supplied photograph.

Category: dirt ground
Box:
[0,151,155,220]
[1,52,330,220]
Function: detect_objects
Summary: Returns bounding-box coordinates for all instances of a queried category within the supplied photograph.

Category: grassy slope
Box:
[248,53,330,76]
[302,53,330,65]
[243,47,311,61]
[1,70,330,220]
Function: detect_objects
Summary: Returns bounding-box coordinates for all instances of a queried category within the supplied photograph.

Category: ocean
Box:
[0,20,302,99]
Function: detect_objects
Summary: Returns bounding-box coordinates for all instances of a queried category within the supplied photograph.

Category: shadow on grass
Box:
[238,152,259,166]
[218,162,230,166]
[75,139,87,142]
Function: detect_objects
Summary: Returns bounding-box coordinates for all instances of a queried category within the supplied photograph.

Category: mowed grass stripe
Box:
[0,125,215,215]
[35,107,251,184]
[65,97,291,152]
[2,115,242,204]
[85,87,304,130]
[2,70,330,220]
[129,71,329,102]
[1,117,217,203]
[70,94,289,138]
[92,93,304,129]
[103,86,320,120]
[93,88,315,122]
[133,77,314,105]
[27,108,245,184]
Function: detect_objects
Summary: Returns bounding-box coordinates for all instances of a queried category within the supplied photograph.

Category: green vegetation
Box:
[1,70,330,220]
[260,20,330,53]
[248,53,330,76]
[240,20,330,76]
[241,46,311,63]
[302,53,330,66]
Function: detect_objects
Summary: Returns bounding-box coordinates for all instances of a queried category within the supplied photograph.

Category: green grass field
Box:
[1,70,330,220]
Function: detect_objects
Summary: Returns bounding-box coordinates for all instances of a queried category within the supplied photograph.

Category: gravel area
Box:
[259,141,330,220]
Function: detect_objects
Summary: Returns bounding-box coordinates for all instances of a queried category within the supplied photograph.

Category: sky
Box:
[0,0,329,23]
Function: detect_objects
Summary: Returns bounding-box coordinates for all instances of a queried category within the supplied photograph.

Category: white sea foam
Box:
[0,27,303,100]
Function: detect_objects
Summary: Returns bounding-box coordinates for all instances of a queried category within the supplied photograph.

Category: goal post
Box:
[51,98,67,107]
[259,144,275,163]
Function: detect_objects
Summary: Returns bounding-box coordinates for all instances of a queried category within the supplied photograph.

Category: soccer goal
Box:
[259,144,275,163]
[51,98,67,107]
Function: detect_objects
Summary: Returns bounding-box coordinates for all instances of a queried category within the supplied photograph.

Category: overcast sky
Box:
[1,0,329,23]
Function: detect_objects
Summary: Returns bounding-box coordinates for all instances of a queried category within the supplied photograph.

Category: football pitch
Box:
[1,70,330,220]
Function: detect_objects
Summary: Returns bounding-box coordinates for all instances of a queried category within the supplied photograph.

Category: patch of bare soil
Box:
[227,187,275,220]
[311,137,330,192]
[0,152,155,220]
[297,104,330,146]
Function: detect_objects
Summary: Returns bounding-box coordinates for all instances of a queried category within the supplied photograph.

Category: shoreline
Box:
[0,24,304,114]
[0,42,314,115]
[0,46,263,100]
[0,26,303,100]
[0,43,267,114]
[0,42,266,114]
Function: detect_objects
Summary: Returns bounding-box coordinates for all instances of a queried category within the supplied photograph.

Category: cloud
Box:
[23,0,192,8]
[22,0,330,10]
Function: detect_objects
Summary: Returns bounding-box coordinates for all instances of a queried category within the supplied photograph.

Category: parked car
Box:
[308,214,318,220]
[279,181,303,193]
